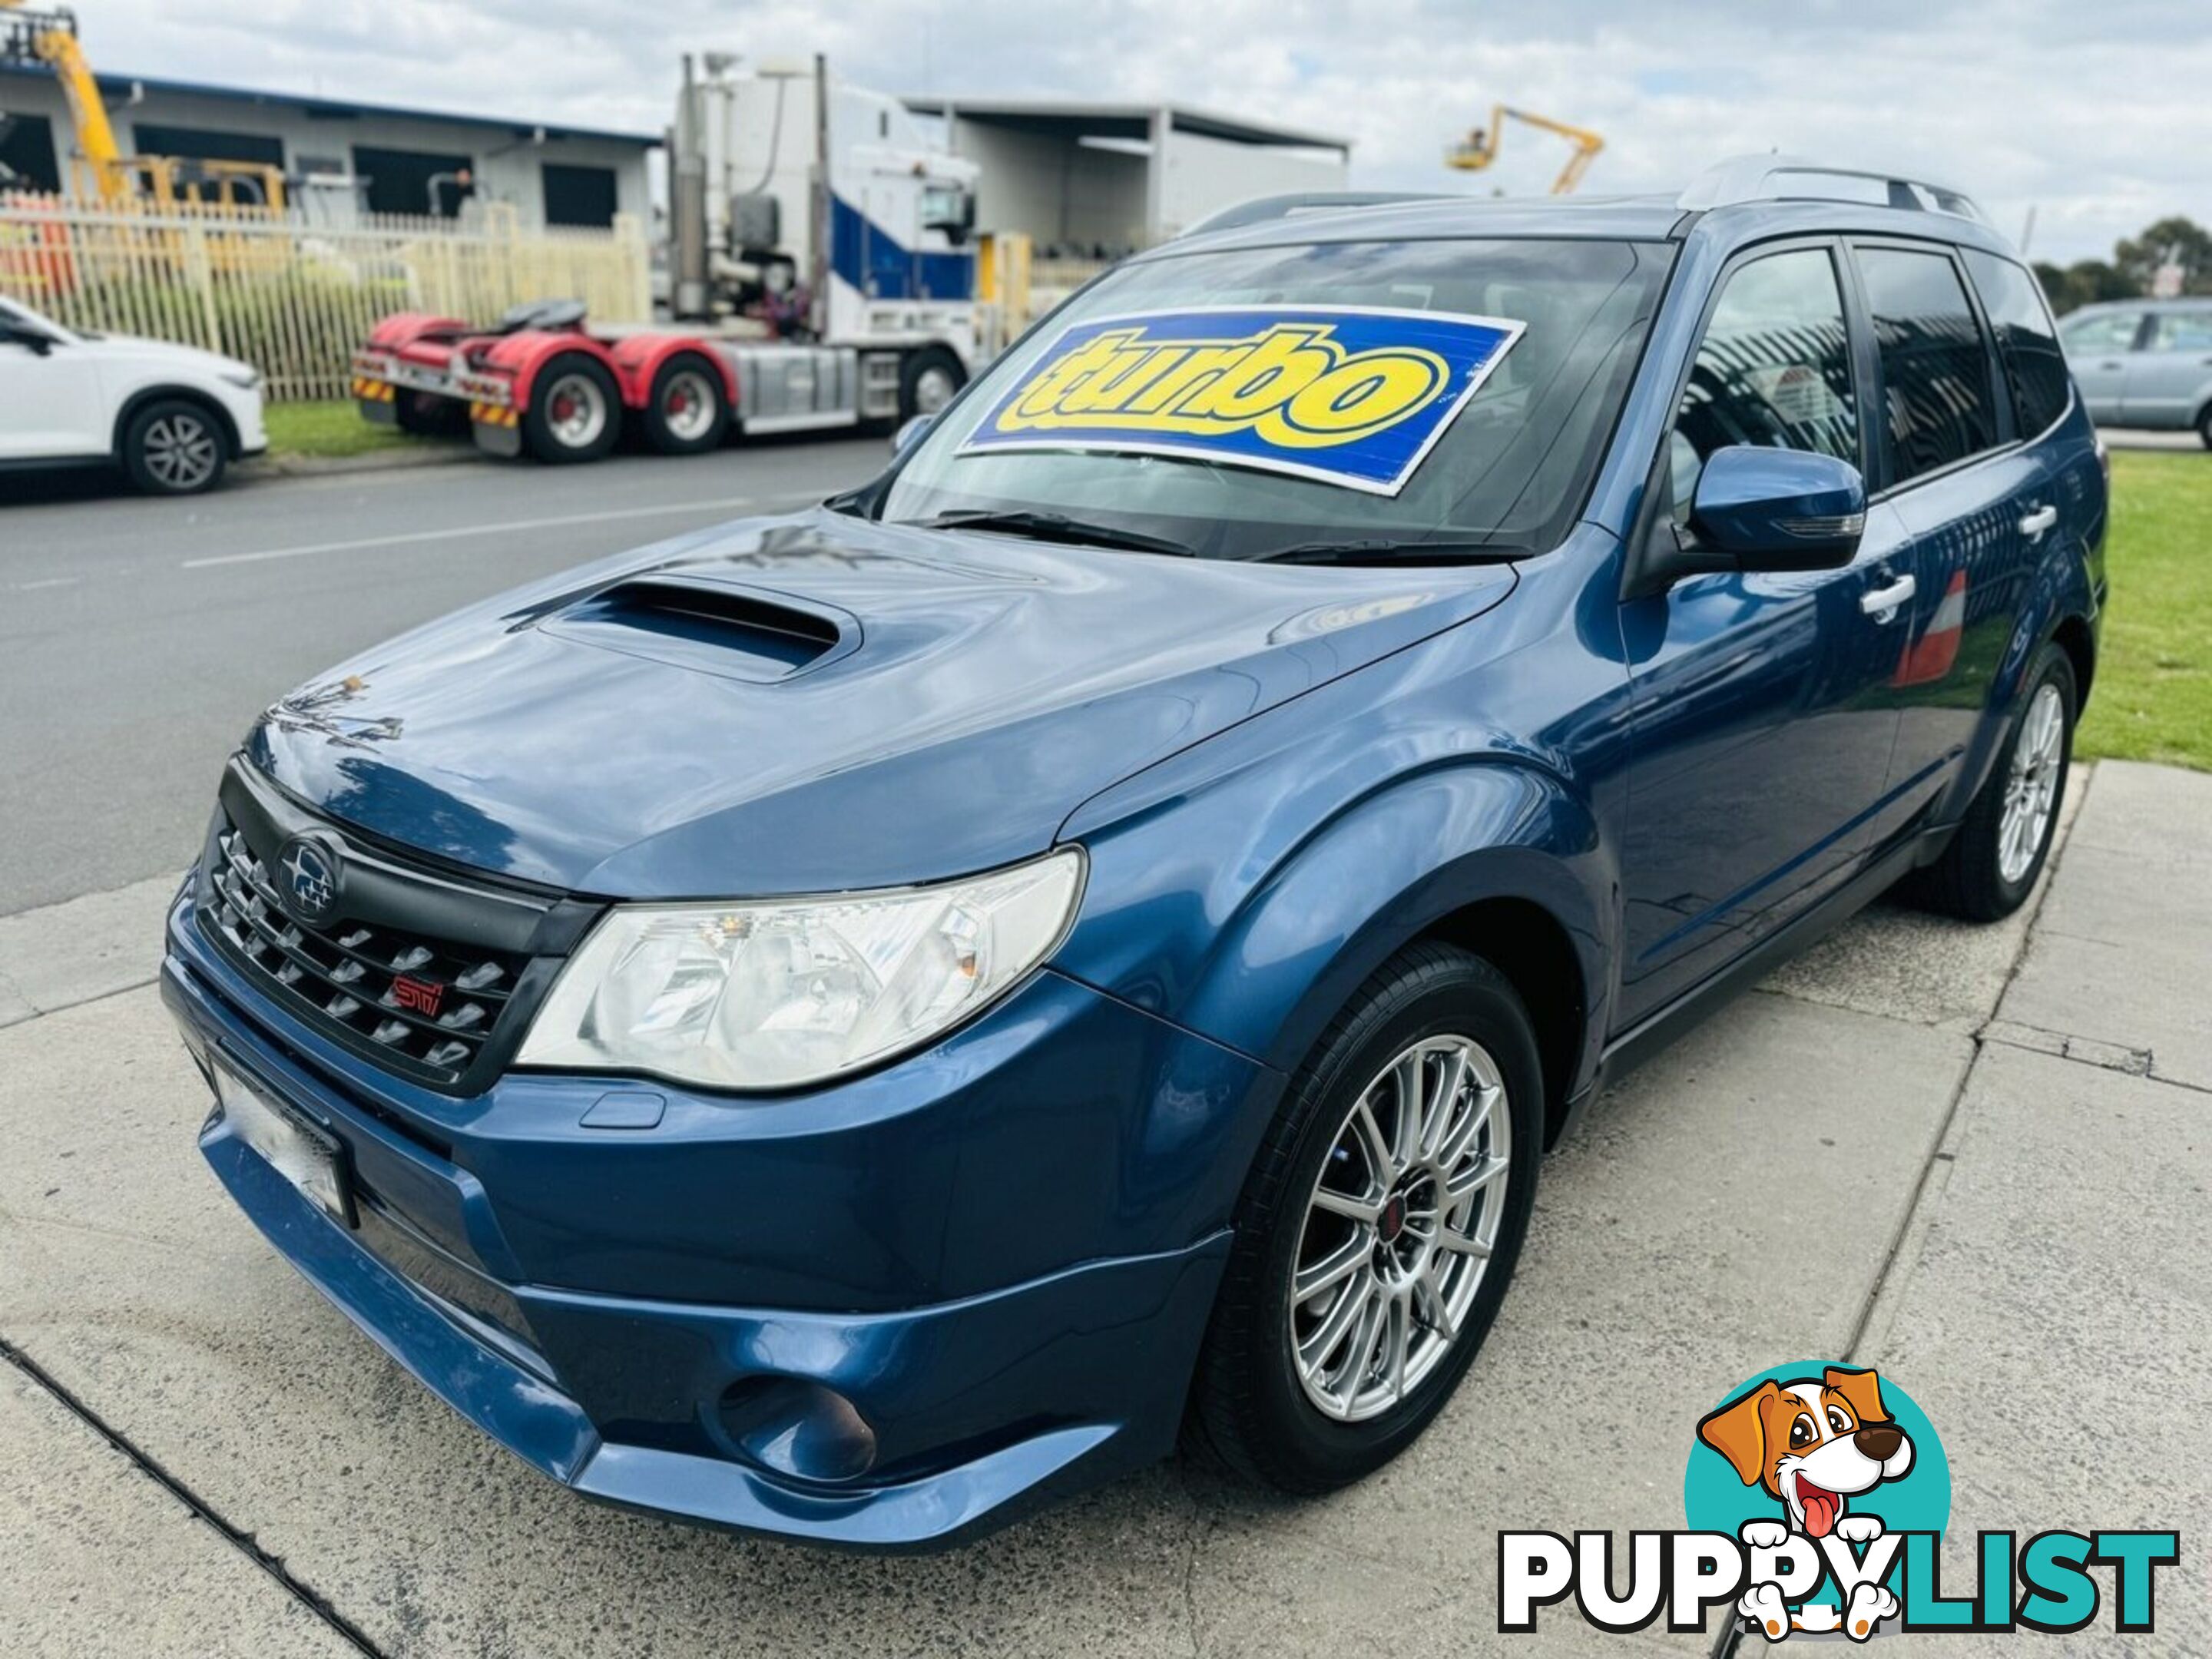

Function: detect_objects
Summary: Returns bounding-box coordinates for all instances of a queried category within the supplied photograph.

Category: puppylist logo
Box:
[958,305,1524,495]
[1498,1363,2180,1642]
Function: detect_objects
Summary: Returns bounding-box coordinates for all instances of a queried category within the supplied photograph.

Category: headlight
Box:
[219,366,262,390]
[516,849,1084,1091]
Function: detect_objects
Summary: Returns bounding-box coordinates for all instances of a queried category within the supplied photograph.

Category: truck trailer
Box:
[349,55,988,463]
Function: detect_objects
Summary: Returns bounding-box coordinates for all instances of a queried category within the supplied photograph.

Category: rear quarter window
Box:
[1964,250,2071,437]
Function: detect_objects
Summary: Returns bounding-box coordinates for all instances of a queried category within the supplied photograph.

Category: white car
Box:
[0,295,267,494]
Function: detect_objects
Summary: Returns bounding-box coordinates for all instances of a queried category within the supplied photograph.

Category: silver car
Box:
[2058,298,2212,445]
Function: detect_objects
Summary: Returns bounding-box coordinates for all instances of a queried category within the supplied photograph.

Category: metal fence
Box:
[0,196,654,401]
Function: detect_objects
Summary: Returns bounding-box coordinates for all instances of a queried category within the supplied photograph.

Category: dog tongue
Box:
[1801,1485,1840,1539]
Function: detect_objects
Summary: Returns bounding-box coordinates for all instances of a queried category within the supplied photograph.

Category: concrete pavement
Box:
[0,761,2204,1655]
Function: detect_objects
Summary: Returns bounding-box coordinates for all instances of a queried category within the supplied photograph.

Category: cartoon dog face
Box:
[1697,1367,1914,1538]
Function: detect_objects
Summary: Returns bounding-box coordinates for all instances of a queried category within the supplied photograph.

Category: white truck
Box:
[668,51,985,426]
[353,55,989,463]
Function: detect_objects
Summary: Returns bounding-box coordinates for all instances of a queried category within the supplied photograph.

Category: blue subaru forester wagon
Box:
[163,157,2104,1549]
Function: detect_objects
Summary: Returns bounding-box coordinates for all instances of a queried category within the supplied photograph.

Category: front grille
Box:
[204,816,528,1086]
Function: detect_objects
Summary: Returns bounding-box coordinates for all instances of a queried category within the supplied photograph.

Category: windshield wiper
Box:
[1255,537,1531,567]
[915,509,1200,558]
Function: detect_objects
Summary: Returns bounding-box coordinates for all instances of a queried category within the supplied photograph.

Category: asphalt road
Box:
[0,436,886,916]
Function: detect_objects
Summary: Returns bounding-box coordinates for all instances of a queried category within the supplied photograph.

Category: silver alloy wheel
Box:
[1998,681,2065,885]
[661,368,718,442]
[543,371,610,450]
[143,412,219,490]
[1289,1035,1512,1422]
[912,363,958,415]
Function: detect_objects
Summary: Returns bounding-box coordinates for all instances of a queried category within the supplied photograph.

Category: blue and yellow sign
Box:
[959,306,1524,495]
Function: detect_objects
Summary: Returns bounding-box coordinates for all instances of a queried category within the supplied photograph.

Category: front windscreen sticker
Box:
[957,305,1525,496]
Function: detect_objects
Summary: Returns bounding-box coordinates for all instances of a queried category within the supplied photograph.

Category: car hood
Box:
[75,330,254,381]
[244,508,1517,897]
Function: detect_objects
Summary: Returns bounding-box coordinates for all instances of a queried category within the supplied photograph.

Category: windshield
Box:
[875,237,1674,561]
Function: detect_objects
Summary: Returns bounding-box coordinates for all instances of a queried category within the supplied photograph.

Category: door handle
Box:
[1860,575,1916,621]
[2019,505,2058,538]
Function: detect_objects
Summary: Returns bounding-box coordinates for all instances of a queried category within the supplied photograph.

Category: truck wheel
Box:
[122,398,227,495]
[522,354,621,464]
[1912,643,2075,922]
[396,392,469,438]
[1185,942,1541,1493]
[641,354,730,456]
[899,347,965,422]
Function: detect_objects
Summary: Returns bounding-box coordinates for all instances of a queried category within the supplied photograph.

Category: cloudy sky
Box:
[78,1,2212,261]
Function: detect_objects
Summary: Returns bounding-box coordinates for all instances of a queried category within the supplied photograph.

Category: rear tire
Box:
[641,353,730,456]
[897,346,965,422]
[2196,405,2212,450]
[1185,942,1542,1494]
[522,353,621,465]
[1912,642,2075,921]
[122,398,227,495]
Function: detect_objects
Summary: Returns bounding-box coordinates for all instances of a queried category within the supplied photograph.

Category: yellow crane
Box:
[1446,104,1604,195]
[1,2,283,206]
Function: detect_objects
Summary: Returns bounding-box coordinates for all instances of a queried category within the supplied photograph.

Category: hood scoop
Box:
[538,577,856,684]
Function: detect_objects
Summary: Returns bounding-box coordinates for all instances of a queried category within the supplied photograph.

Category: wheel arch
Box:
[2049,611,2096,710]
[111,385,240,460]
[1099,760,1614,1151]
[606,335,738,409]
[1416,896,1588,1148]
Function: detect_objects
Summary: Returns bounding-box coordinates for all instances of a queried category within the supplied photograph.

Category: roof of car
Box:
[2067,296,2211,312]
[1145,165,2023,264]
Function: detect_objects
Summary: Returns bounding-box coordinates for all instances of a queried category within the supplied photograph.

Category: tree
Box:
[2113,217,2212,296]
[2033,258,2140,314]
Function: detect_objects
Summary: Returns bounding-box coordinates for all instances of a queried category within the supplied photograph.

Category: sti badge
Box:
[958,305,1525,495]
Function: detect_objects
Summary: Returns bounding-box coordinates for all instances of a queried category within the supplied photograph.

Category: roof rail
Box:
[1177,190,1452,240]
[1678,154,1988,224]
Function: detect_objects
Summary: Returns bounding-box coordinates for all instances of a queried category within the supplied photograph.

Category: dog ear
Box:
[1824,1366,1888,1426]
[1697,1380,1779,1487]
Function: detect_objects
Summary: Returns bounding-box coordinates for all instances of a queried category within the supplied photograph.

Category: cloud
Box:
[48,0,2212,260]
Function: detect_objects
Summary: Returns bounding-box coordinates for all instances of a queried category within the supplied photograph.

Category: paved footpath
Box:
[0,762,2204,1657]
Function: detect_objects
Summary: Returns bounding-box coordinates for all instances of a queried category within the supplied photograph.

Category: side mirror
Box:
[1691,445,1866,570]
[2,325,53,356]
[1626,445,1866,600]
[890,412,935,457]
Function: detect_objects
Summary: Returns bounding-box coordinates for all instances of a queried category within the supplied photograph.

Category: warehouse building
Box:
[0,63,655,226]
[901,96,1352,255]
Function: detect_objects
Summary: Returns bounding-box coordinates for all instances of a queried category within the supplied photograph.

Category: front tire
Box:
[2196,405,2212,451]
[897,346,965,422]
[1186,942,1542,1494]
[122,398,227,495]
[522,353,621,465]
[1912,642,2075,921]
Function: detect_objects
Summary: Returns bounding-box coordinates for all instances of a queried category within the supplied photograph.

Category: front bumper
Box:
[162,886,1262,1548]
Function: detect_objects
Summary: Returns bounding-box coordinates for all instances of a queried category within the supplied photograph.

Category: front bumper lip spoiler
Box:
[197,1121,1208,1550]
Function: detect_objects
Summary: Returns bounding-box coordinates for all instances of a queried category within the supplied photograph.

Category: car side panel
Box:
[0,336,109,456]
[1866,445,2046,850]
[2120,336,2212,428]
[1055,541,1631,1101]
[1923,412,2105,826]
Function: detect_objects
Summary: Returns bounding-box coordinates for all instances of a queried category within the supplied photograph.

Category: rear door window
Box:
[2147,310,2212,352]
[1667,247,1859,519]
[1963,250,2072,437]
[1857,246,2001,484]
[2058,310,2143,355]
